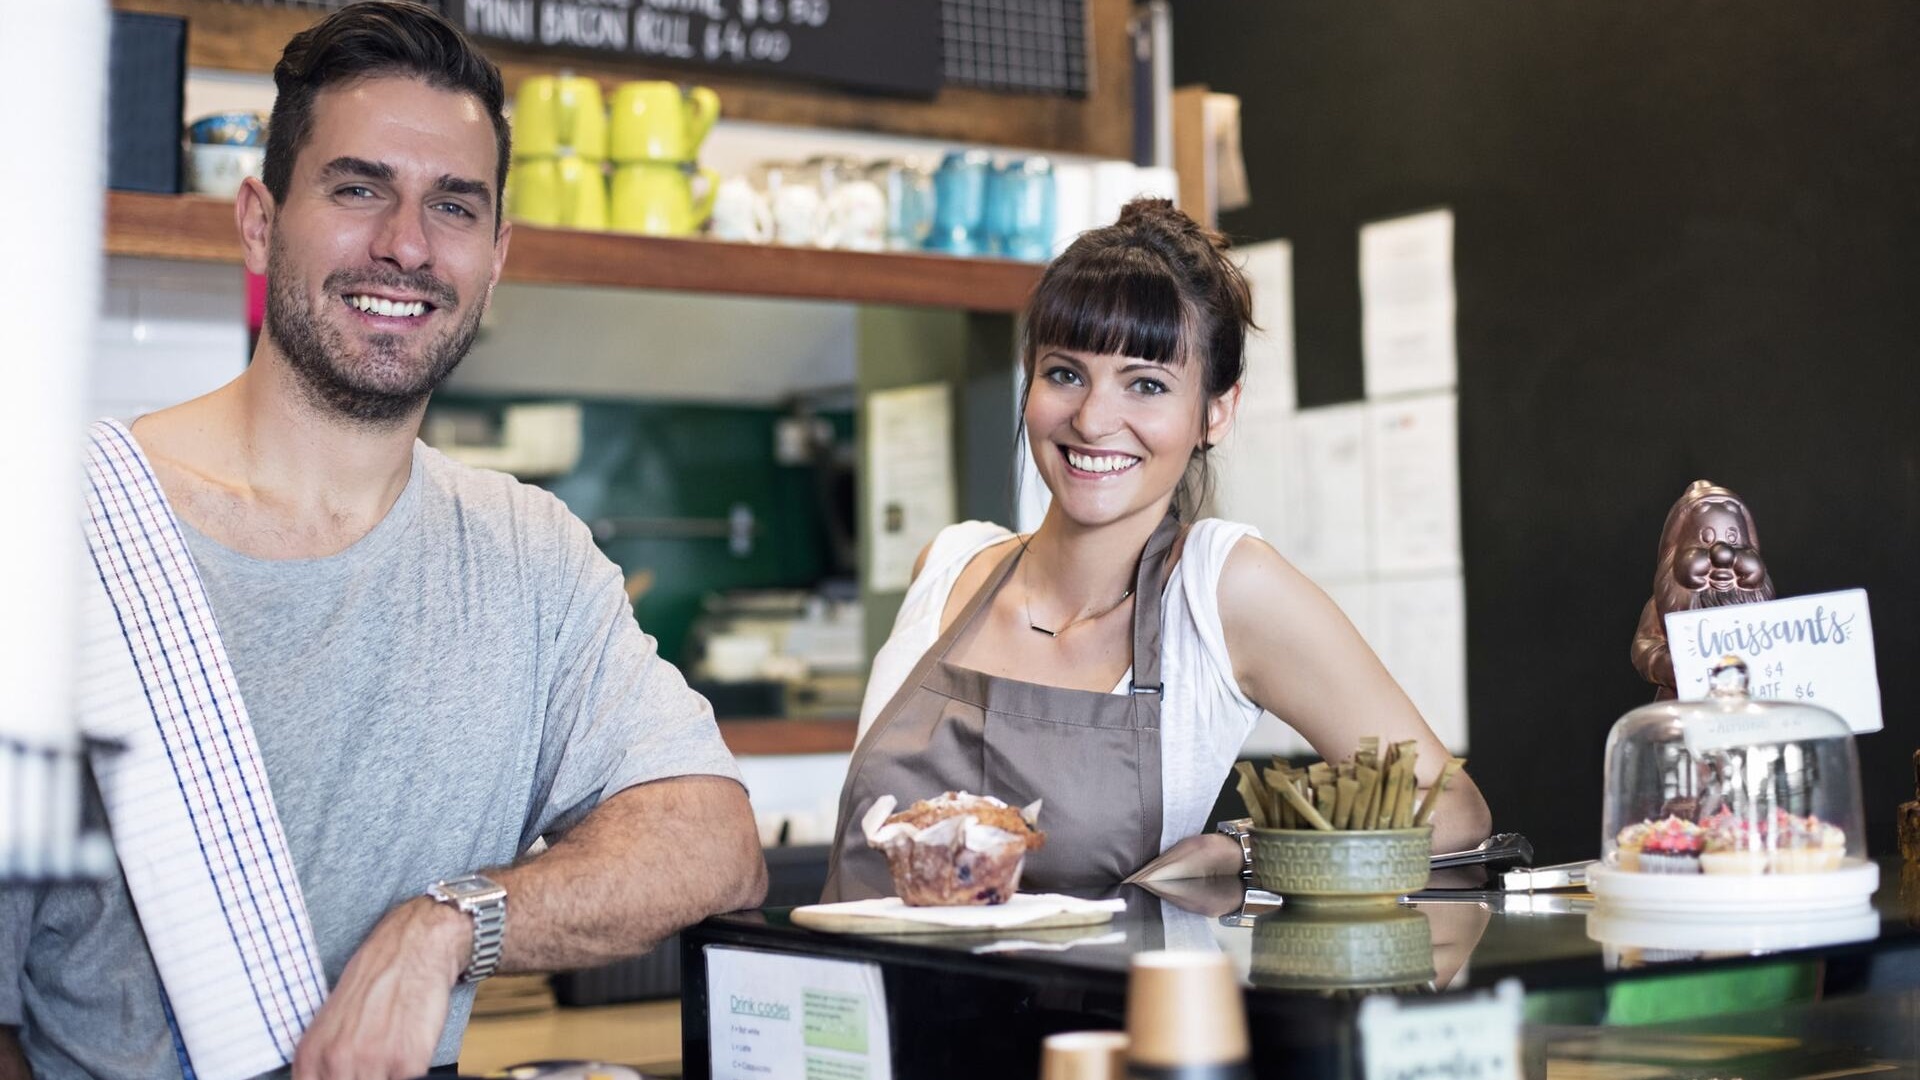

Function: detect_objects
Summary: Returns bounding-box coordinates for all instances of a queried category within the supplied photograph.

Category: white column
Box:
[1,0,106,877]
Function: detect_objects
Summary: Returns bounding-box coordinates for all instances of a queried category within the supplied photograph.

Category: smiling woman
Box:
[822,199,1492,903]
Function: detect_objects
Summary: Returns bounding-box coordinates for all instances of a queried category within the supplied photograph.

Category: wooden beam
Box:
[106,191,1042,312]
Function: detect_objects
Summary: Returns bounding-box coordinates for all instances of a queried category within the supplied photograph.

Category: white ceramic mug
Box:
[771,181,824,247]
[710,175,771,243]
[821,177,888,252]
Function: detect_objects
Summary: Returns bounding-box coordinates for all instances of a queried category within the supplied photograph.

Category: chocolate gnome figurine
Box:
[1631,480,1776,698]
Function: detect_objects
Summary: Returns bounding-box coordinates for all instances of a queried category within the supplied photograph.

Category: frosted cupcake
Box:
[1771,815,1846,874]
[1636,816,1704,874]
[1613,821,1654,872]
[1700,818,1768,875]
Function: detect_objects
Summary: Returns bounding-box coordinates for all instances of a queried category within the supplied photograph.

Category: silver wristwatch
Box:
[426,873,508,983]
[1216,817,1255,883]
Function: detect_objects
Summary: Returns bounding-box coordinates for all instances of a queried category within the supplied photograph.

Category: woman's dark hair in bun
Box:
[1020,197,1256,519]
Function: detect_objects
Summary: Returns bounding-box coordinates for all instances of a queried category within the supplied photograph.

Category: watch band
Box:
[1216,817,1255,883]
[427,874,508,984]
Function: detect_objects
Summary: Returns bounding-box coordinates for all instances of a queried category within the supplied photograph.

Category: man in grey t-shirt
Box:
[0,5,764,1078]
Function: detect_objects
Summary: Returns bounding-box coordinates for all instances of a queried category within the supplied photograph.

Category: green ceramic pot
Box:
[1251,826,1433,906]
[1250,904,1435,991]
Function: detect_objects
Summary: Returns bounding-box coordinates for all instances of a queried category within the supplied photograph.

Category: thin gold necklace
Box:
[1020,545,1133,638]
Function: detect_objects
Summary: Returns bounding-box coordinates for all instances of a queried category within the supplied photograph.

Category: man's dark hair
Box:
[263,0,511,225]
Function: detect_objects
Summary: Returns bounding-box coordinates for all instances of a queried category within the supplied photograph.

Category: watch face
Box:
[439,876,501,901]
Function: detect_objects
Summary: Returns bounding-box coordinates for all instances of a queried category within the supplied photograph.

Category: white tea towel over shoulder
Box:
[79,419,327,1080]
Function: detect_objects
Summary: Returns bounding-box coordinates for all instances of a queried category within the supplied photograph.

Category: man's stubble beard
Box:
[265,235,484,427]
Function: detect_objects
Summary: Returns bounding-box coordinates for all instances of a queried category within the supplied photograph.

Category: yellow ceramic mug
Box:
[506,158,559,225]
[609,82,719,163]
[610,162,717,236]
[507,155,608,230]
[513,75,607,160]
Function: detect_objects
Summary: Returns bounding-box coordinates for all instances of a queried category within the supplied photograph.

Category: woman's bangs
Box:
[1026,252,1190,366]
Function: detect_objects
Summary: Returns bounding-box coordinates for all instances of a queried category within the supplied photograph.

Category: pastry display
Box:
[1612,808,1850,875]
[860,792,1045,906]
[1599,655,1869,896]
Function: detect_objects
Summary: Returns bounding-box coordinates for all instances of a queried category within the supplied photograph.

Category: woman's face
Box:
[1025,347,1236,529]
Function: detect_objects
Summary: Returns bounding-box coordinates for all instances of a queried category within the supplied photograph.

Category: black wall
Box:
[1174,2,1920,862]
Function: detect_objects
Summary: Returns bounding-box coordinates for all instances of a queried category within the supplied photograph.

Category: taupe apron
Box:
[822,512,1179,902]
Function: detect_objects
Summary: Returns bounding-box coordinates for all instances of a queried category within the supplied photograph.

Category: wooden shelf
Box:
[716,717,856,756]
[106,191,1041,313]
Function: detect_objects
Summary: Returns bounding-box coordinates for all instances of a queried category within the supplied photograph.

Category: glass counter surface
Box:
[679,858,1920,1079]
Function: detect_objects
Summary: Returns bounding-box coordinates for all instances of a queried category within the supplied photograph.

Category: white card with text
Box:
[1664,589,1881,734]
[1358,977,1522,1080]
[707,946,892,1080]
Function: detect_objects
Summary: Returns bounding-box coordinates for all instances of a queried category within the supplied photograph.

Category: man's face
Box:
[263,75,508,425]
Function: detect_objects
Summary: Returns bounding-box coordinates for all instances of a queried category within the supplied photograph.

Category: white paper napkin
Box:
[798,892,1126,929]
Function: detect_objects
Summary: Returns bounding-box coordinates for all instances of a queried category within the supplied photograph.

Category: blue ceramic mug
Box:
[992,157,1057,262]
[926,149,991,256]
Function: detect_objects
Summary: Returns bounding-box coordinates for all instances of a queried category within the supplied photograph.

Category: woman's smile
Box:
[1061,445,1143,477]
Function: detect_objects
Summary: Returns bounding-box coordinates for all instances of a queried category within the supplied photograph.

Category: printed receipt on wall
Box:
[1664,588,1882,734]
[707,946,893,1080]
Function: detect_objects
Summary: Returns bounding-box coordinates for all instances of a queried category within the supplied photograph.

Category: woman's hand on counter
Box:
[1127,832,1246,885]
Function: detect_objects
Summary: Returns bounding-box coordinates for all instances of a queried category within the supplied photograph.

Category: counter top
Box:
[681,858,1920,1078]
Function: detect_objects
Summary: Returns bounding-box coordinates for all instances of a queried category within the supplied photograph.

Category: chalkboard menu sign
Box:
[443,0,943,98]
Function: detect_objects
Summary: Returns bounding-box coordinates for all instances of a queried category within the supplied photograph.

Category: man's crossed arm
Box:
[294,774,766,1079]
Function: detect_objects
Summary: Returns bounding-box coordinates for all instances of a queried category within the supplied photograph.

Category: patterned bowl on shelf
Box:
[1252,826,1433,906]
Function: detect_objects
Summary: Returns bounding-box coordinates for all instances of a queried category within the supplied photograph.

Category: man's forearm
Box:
[488,774,767,973]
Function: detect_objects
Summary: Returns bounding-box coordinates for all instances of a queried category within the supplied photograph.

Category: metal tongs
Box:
[1430,831,1535,872]
[1429,832,1591,891]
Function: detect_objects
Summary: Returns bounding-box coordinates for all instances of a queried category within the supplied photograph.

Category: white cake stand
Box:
[1584,858,1879,917]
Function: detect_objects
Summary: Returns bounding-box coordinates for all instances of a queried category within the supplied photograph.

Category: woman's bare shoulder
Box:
[938,533,1024,633]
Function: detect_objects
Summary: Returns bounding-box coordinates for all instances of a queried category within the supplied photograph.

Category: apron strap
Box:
[929,537,1023,663]
[1125,511,1181,695]
[81,419,327,1080]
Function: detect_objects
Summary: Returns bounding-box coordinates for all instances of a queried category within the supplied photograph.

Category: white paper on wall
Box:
[1238,240,1296,414]
[1369,575,1470,754]
[1280,403,1371,583]
[1367,394,1462,576]
[1211,401,1293,559]
[1360,208,1457,399]
[865,383,956,592]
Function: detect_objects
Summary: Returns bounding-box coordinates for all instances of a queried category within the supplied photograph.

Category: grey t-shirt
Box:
[2,442,743,1078]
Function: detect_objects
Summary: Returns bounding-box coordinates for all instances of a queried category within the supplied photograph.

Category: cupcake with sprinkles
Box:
[1700,816,1769,875]
[1771,813,1846,874]
[1613,820,1654,871]
[1636,816,1704,874]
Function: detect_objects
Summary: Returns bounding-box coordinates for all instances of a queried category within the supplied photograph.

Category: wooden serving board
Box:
[790,905,1118,936]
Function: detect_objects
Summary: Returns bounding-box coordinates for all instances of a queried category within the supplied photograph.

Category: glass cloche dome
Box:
[1593,656,1870,907]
